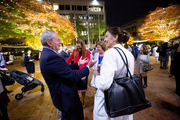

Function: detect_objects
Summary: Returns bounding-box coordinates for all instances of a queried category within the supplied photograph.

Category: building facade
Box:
[45,0,106,43]
[121,15,146,38]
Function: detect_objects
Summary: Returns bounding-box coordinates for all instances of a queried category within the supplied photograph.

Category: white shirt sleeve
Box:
[95,50,118,91]
[0,54,5,67]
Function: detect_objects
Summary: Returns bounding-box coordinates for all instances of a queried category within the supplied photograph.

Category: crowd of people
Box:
[0,27,180,120]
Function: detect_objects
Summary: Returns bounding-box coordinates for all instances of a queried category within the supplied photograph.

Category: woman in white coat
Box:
[91,41,106,87]
[94,27,134,120]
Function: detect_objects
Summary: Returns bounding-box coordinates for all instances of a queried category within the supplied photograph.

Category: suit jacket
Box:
[40,47,89,113]
[59,50,69,61]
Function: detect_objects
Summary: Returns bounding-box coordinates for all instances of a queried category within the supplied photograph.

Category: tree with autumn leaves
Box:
[138,4,180,42]
[0,0,77,50]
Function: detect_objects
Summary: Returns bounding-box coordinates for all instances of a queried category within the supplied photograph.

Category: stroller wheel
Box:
[41,85,44,92]
[21,87,26,92]
[15,93,23,100]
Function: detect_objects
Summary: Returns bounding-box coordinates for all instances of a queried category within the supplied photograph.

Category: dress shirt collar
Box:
[43,46,58,54]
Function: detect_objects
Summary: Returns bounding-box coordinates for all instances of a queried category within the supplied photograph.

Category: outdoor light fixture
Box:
[92,0,100,5]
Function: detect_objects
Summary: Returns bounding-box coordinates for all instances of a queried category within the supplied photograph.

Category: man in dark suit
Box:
[40,30,96,120]
[59,46,70,61]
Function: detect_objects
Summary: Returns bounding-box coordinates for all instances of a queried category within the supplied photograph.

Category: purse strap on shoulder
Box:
[114,47,133,79]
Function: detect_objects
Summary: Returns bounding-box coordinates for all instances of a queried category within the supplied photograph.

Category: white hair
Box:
[40,30,55,46]
[63,46,68,51]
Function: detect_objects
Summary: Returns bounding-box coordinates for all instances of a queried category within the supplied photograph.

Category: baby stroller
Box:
[0,69,44,100]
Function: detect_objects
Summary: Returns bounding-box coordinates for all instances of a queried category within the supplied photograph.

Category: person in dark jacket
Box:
[40,30,96,120]
[24,50,35,78]
[174,45,180,110]
[157,42,167,69]
[169,41,179,77]
[165,42,171,69]
[59,46,69,61]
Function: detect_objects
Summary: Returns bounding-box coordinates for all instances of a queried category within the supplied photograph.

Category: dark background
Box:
[101,0,179,27]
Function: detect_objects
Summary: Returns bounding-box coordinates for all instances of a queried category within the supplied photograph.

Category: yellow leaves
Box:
[1,0,77,49]
[7,0,76,49]
[127,35,134,45]
[138,4,180,42]
[0,4,8,12]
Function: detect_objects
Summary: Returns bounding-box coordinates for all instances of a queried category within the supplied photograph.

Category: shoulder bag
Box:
[104,47,152,117]
[0,71,15,86]
[143,64,153,72]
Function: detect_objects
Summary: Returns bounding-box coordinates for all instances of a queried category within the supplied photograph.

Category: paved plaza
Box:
[5,56,180,120]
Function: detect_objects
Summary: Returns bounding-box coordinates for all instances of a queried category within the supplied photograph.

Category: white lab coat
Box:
[91,52,99,87]
[153,46,159,57]
[94,44,134,120]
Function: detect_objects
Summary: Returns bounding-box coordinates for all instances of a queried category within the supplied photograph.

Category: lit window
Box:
[53,4,59,10]
[79,15,83,20]
[81,31,87,36]
[84,31,87,35]
[66,15,70,19]
[89,6,102,12]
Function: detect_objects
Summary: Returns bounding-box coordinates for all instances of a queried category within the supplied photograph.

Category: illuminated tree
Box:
[138,4,180,42]
[127,35,134,45]
[0,0,77,50]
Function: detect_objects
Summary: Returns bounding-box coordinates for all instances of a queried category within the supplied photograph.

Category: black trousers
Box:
[140,76,147,85]
[0,106,9,120]
[61,100,84,120]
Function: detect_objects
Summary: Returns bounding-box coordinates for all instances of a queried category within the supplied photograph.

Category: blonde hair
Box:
[96,41,106,51]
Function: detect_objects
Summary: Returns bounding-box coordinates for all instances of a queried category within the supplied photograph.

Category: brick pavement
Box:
[5,57,180,120]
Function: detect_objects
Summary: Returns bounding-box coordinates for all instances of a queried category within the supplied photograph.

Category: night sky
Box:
[102,0,179,27]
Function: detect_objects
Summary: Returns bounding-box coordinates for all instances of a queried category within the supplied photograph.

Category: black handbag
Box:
[0,71,15,86]
[143,64,153,72]
[104,47,152,117]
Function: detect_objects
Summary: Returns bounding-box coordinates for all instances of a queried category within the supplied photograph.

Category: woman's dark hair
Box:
[105,27,130,43]
[25,50,33,56]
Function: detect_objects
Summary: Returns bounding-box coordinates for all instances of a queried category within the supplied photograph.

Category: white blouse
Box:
[95,44,134,91]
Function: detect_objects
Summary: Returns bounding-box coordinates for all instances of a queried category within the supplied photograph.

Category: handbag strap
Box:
[114,47,133,79]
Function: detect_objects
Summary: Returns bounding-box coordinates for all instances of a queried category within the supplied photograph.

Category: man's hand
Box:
[81,76,86,80]
[88,59,97,68]
[94,62,102,76]
[0,67,8,71]
[78,57,88,65]
[97,63,103,72]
